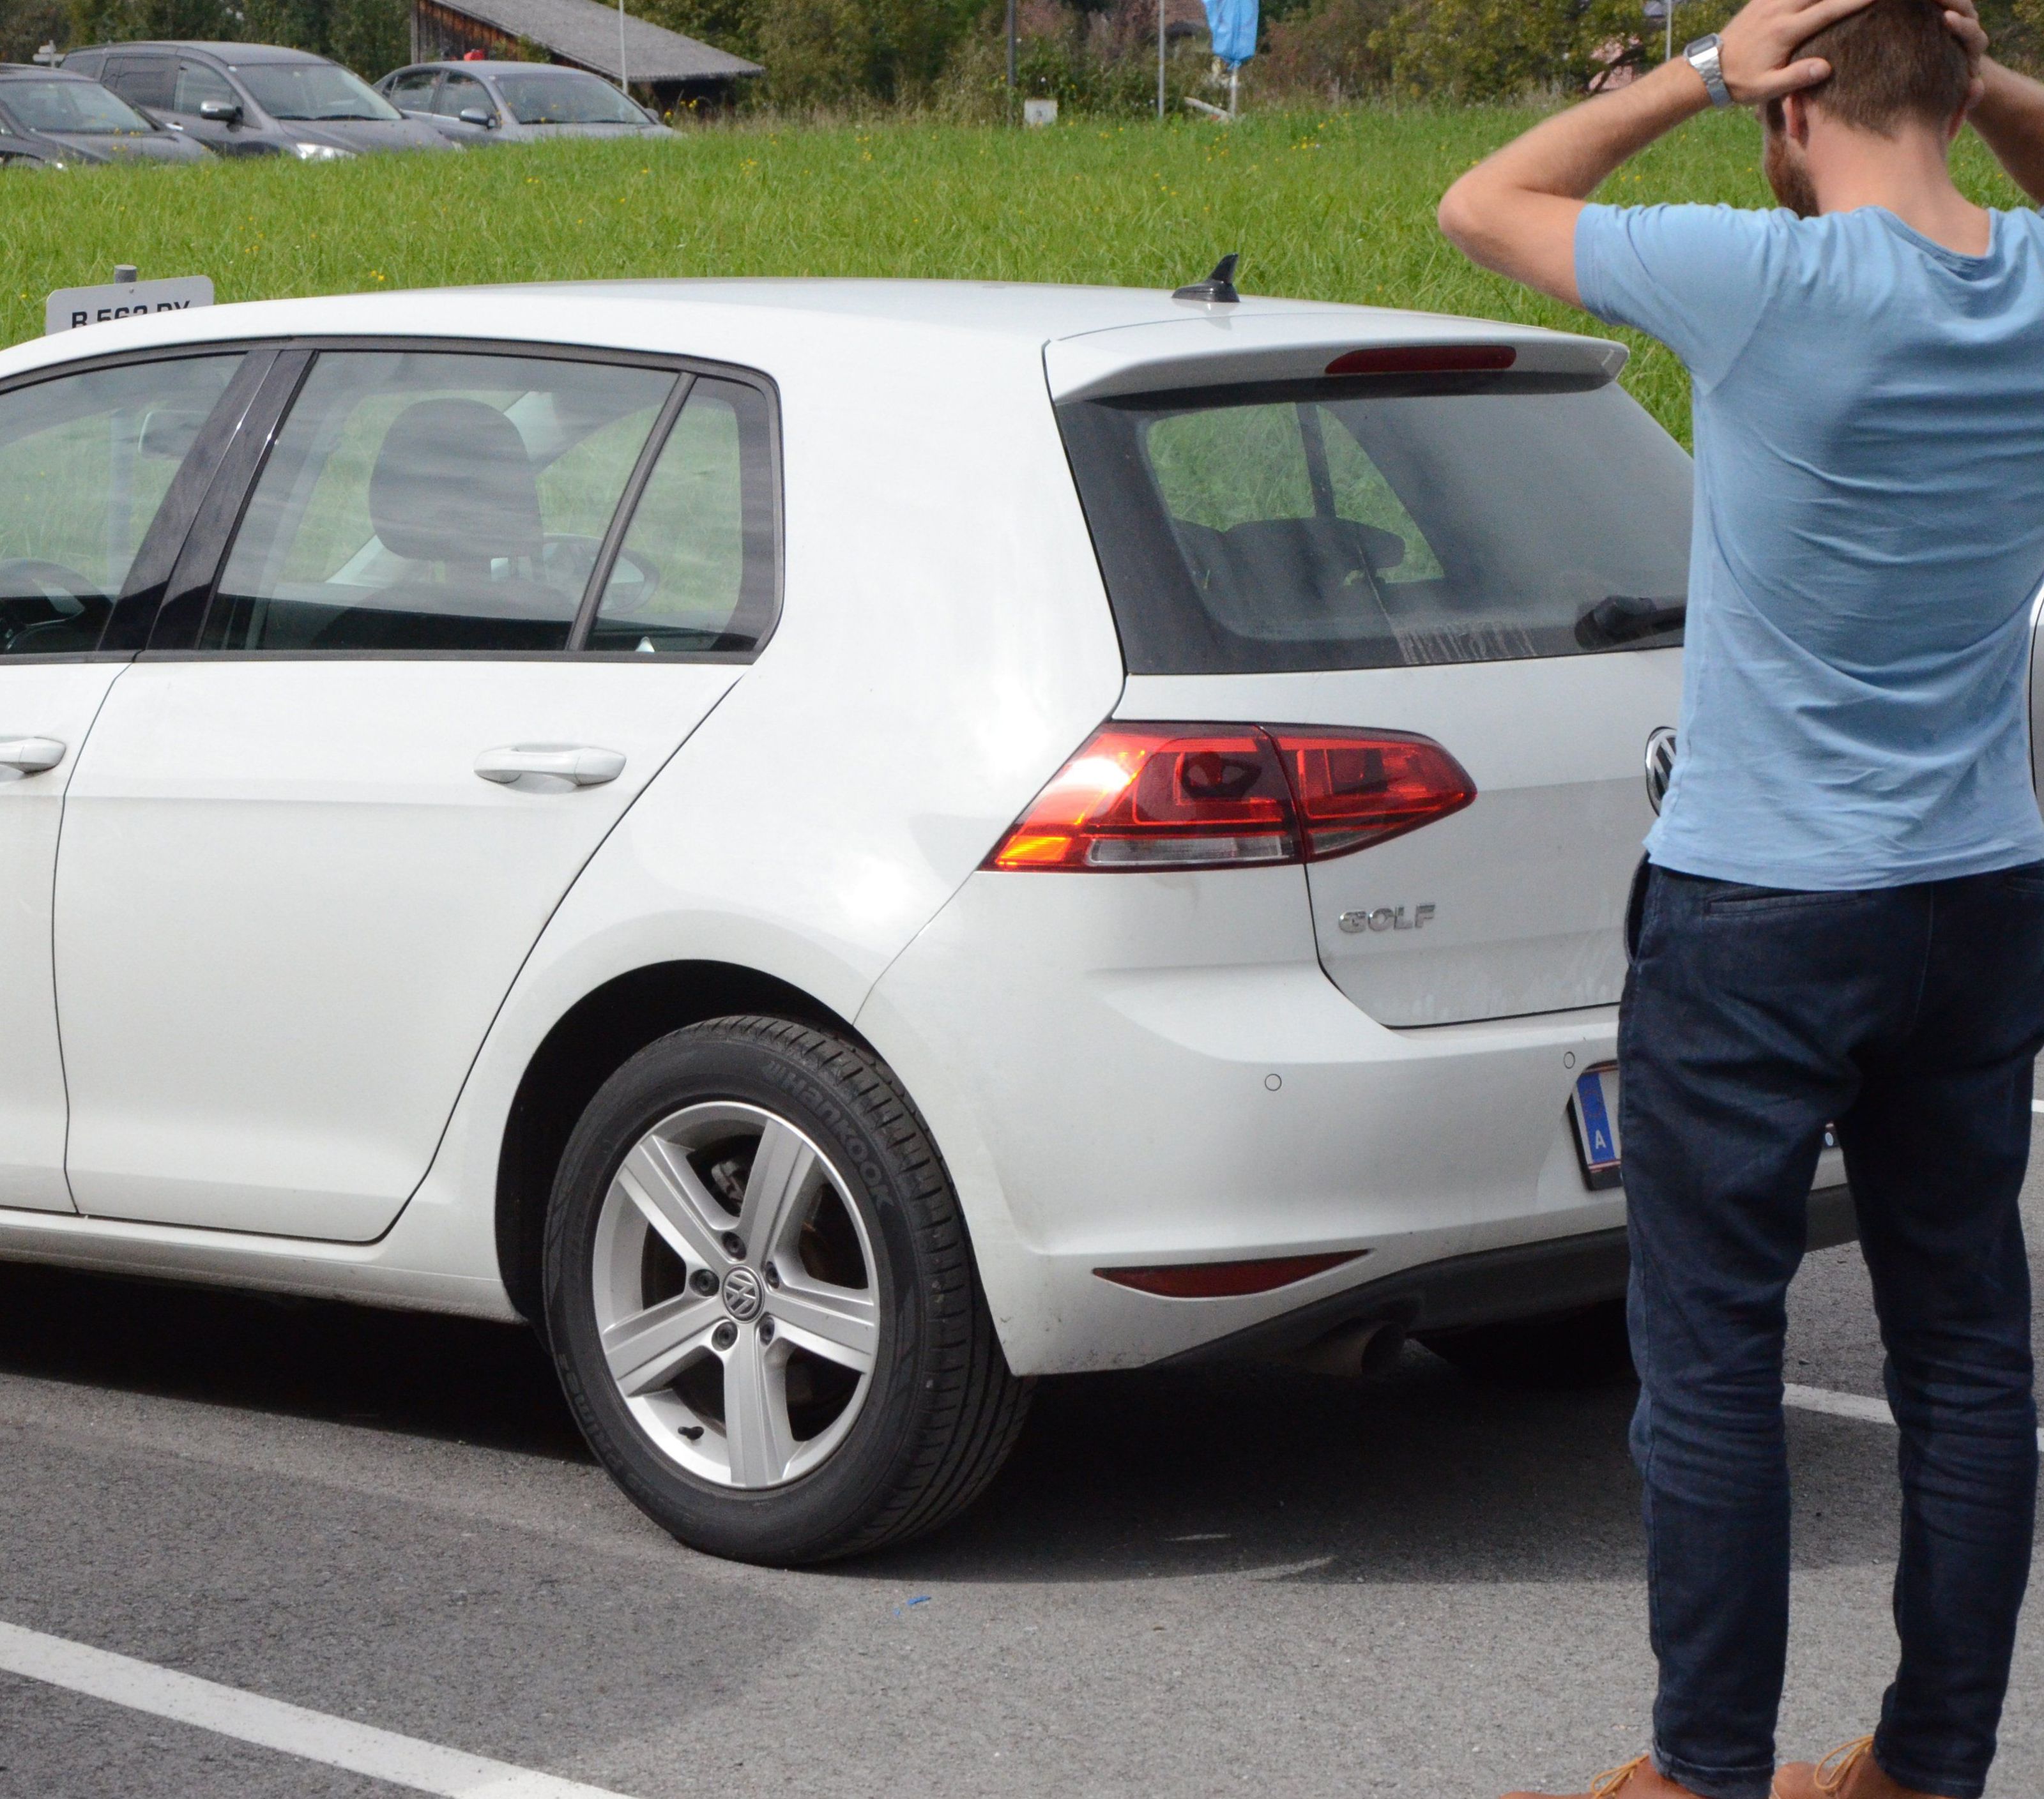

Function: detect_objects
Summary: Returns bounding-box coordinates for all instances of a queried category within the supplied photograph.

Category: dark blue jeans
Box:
[1619,864,2044,1799]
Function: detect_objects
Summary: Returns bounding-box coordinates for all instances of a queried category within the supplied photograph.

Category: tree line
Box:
[4,0,2038,112]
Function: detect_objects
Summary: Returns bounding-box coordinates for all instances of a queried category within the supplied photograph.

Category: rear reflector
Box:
[1324,344,1517,377]
[985,722,1474,872]
[1095,1252,1362,1298]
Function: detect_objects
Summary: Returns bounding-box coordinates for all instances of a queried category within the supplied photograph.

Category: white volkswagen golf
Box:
[0,277,1849,1563]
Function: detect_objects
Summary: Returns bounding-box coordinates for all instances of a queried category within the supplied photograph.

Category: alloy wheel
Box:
[590,1102,880,1488]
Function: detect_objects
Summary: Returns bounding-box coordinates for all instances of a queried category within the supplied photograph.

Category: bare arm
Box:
[1969,59,2044,207]
[1437,0,1879,307]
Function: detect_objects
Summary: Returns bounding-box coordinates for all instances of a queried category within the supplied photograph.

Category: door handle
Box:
[0,737,65,775]
[473,744,626,789]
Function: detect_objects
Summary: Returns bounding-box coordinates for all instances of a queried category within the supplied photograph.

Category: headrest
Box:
[367,398,542,568]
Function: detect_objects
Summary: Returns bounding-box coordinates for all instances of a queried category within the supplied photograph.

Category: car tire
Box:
[544,1015,1032,1564]
[1417,1297,1635,1390]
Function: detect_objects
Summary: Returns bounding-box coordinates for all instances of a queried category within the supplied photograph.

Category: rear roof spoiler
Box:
[1044,311,1628,404]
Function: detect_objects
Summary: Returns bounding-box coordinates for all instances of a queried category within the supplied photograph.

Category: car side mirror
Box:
[197,99,241,123]
[458,107,496,128]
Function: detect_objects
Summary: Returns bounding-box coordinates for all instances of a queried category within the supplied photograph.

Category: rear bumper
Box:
[859,865,1856,1376]
[1160,1183,1857,1366]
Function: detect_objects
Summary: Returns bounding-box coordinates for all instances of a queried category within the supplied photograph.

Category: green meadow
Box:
[1,105,2029,442]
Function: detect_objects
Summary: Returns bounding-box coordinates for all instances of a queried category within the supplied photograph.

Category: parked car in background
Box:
[0,63,208,165]
[377,60,673,146]
[62,42,450,158]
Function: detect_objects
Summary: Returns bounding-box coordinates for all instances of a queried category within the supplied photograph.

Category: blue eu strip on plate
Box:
[1571,1065,1624,1191]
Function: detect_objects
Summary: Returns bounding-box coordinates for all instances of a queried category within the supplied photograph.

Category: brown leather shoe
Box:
[1502,1754,1716,1798]
[1771,1736,1959,1799]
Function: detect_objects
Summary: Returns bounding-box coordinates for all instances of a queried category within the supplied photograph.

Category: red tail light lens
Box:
[1272,728,1477,858]
[986,723,1475,872]
[986,725,1297,871]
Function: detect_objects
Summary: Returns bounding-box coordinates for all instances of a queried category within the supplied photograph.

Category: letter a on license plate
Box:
[1570,1065,1623,1191]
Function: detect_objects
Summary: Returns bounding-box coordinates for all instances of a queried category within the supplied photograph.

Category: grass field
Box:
[1,105,2031,442]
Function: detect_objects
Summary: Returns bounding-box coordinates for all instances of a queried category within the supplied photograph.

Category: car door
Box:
[57,345,778,1241]
[0,347,254,1211]
[430,71,498,144]
[383,66,443,123]
[169,56,254,153]
[98,49,175,122]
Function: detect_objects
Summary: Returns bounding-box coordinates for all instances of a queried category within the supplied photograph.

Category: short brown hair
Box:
[1796,0,1971,131]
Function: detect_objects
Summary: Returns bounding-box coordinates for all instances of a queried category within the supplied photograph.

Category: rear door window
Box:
[202,350,677,653]
[1058,375,1691,674]
[0,355,242,656]
[101,54,175,112]
[384,68,439,108]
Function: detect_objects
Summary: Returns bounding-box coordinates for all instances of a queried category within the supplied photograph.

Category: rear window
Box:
[1056,372,1692,674]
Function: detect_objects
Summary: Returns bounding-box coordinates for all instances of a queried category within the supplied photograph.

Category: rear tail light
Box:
[985,722,1474,872]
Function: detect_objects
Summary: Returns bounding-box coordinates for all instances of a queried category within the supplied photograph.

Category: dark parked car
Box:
[0,63,208,165]
[377,60,673,146]
[63,42,451,158]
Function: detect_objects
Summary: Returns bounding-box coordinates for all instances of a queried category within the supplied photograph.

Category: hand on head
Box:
[1716,0,1879,105]
[1940,0,1989,110]
[1718,0,1990,110]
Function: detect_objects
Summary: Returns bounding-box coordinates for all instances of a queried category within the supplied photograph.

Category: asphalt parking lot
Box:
[4,1177,2042,1799]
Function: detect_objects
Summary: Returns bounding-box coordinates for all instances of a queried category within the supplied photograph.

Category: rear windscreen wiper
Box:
[1575,594,1686,649]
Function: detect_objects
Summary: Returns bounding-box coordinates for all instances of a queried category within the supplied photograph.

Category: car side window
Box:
[174,59,238,113]
[202,350,676,654]
[386,69,438,106]
[434,73,491,119]
[586,378,777,655]
[102,54,174,112]
[0,355,243,657]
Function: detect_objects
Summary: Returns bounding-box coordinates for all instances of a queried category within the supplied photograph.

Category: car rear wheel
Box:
[544,1015,1031,1564]
[1418,1297,1635,1390]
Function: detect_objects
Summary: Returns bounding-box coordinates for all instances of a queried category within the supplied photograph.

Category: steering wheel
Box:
[0,559,112,654]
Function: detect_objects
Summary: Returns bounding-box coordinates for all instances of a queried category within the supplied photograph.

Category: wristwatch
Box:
[1684,34,1734,108]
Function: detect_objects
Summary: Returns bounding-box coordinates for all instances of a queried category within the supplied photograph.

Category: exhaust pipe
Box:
[1279,1318,1406,1380]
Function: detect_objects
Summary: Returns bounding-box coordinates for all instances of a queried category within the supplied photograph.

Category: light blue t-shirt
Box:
[1576,202,2044,890]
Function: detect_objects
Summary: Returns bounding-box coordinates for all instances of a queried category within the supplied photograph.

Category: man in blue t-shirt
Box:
[1438,3,2044,1798]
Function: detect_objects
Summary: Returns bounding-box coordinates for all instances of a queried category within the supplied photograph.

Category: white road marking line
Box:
[2032,1100,2044,1114]
[0,1620,632,1799]
[1783,1383,1896,1428]
[1784,1383,2044,1450]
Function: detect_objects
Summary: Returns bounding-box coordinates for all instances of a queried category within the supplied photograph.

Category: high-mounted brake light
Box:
[984,723,1475,872]
[1324,345,1517,377]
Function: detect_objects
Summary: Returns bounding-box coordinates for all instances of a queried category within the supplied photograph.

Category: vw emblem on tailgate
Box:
[1644,727,1677,815]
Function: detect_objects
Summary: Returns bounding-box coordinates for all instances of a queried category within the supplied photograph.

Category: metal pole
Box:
[1157,0,1164,121]
[618,0,629,95]
[1006,0,1016,121]
[1228,63,1237,118]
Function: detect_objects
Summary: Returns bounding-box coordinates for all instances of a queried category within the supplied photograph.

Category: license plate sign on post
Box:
[1570,1064,1622,1190]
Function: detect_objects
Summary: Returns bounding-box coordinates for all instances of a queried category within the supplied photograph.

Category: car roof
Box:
[86,42,330,64]
[0,65,100,80]
[0,278,1625,404]
[401,61,595,74]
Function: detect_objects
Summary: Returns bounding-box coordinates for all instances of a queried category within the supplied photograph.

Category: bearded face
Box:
[1762,102,1822,218]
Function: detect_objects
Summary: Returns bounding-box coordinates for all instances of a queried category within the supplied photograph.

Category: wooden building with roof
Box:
[410,0,761,109]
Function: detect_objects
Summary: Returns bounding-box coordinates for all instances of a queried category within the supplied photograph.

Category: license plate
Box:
[1570,1064,1622,1190]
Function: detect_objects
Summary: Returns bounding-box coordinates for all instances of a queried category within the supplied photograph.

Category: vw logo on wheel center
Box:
[721,1264,765,1322]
